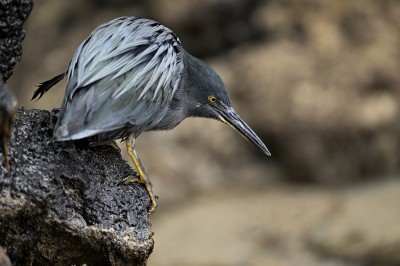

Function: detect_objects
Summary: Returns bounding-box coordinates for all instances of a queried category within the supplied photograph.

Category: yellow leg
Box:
[125,135,157,213]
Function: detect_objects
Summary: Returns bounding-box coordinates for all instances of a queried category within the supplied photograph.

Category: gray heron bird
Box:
[32,17,270,213]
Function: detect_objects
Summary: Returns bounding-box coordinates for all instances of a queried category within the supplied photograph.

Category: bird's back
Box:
[55,17,184,141]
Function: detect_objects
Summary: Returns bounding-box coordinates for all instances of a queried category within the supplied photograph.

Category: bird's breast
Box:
[149,91,188,131]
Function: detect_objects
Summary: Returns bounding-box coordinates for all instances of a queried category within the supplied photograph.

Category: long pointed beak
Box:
[216,106,271,156]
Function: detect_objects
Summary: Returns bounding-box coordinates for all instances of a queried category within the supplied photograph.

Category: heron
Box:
[32,17,270,213]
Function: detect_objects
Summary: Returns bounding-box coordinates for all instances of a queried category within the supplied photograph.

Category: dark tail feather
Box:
[32,72,65,100]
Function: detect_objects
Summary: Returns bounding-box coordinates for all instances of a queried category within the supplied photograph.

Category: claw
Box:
[119,173,141,185]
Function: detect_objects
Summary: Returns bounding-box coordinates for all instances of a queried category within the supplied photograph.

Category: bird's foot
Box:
[89,140,121,151]
[119,172,140,184]
[121,175,158,213]
[125,135,158,213]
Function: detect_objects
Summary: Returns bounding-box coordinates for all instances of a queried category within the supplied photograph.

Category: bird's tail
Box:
[32,72,65,100]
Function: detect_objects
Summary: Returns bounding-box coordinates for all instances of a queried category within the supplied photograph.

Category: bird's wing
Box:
[55,17,184,140]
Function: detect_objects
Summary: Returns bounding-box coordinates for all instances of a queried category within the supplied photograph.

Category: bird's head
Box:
[183,52,271,156]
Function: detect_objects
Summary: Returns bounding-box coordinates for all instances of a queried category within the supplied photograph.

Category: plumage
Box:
[32,17,183,140]
[33,16,270,212]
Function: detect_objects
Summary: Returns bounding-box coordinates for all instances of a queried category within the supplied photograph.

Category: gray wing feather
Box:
[56,17,184,140]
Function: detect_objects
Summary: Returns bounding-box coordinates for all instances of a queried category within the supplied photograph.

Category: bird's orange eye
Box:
[209,96,217,103]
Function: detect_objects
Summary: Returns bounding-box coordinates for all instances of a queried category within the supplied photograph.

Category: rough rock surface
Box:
[0,0,32,178]
[0,109,153,265]
[0,0,33,80]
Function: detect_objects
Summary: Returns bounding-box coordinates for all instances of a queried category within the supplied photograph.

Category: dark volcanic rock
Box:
[0,0,33,175]
[0,108,153,266]
[0,0,33,80]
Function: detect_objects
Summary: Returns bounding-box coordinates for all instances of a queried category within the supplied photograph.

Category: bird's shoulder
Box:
[55,17,186,140]
[66,17,184,100]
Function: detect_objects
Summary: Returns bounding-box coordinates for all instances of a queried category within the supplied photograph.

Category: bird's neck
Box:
[182,52,216,119]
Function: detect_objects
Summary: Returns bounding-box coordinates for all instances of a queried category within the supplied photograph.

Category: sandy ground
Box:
[149,179,400,266]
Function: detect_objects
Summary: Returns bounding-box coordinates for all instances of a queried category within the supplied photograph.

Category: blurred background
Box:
[9,0,400,265]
